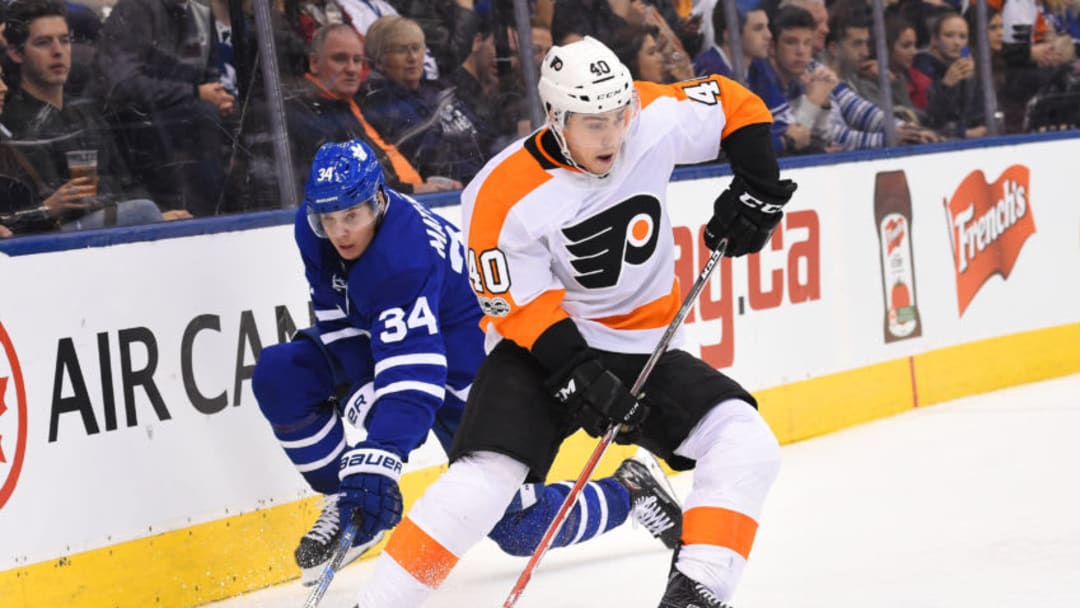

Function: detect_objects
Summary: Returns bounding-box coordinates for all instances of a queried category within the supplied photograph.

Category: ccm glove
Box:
[338,442,404,540]
[546,357,649,438]
[704,176,798,256]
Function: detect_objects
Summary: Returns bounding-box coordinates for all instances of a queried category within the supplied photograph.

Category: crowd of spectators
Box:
[1,0,1078,238]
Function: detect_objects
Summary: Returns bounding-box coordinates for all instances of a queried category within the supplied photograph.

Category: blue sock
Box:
[488,478,630,556]
[271,410,345,494]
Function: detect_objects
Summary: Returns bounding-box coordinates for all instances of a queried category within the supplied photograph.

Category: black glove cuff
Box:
[753,177,798,205]
[531,318,590,375]
[720,176,797,213]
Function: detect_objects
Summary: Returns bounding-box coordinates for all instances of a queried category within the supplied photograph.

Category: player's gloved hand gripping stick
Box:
[502,239,731,608]
[302,444,404,608]
[704,176,797,256]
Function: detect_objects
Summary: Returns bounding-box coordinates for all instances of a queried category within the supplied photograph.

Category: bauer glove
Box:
[338,442,404,540]
[704,176,797,256]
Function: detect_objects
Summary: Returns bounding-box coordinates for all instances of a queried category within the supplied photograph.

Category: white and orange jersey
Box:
[462,75,772,354]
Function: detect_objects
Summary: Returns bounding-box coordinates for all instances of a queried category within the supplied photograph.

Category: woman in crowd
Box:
[915,11,989,138]
[358,15,490,184]
[855,15,932,122]
[610,24,695,83]
[965,5,1014,132]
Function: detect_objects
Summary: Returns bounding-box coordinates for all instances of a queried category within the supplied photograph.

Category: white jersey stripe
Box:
[569,483,595,545]
[314,307,347,321]
[294,437,346,472]
[446,383,472,401]
[374,353,448,376]
[595,481,609,536]
[321,327,370,344]
[278,414,338,449]
[376,381,446,401]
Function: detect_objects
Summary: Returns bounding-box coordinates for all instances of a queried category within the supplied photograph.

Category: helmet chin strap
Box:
[549,118,617,179]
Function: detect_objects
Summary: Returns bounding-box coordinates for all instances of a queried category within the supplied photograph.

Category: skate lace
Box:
[693,582,725,607]
[303,494,341,544]
[631,495,675,538]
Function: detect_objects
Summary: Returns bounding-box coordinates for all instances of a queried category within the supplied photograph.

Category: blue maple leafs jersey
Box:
[294,189,485,459]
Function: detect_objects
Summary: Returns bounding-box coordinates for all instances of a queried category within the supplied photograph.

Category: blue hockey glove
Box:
[338,443,404,540]
[704,177,797,256]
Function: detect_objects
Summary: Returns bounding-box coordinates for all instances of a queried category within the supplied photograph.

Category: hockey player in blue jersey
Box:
[251,139,683,584]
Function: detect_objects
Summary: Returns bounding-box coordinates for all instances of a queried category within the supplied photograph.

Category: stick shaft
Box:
[502,245,726,608]
[302,521,359,608]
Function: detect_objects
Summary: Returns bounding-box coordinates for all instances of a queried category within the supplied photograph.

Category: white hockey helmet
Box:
[538,36,636,131]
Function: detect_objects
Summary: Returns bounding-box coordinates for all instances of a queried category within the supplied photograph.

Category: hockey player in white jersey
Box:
[251,139,681,586]
[353,37,796,607]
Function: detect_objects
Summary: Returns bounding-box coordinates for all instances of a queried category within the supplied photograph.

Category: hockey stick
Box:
[302,515,361,608]
[502,241,728,608]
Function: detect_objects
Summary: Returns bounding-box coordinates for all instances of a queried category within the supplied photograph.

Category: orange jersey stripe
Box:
[636,76,772,139]
[682,506,759,561]
[481,288,570,350]
[468,139,552,267]
[384,517,459,589]
[594,279,681,330]
[469,139,566,349]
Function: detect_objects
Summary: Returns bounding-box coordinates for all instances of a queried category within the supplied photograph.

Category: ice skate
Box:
[614,457,683,549]
[295,493,383,585]
[657,568,733,608]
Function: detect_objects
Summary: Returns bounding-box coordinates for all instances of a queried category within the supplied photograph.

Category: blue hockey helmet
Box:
[304,139,385,238]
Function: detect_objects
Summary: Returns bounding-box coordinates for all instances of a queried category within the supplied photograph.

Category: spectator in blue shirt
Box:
[822,6,939,148]
[694,0,770,81]
[696,0,812,154]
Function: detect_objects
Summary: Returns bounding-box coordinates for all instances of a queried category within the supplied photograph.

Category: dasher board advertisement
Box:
[0,228,450,569]
[655,140,1078,391]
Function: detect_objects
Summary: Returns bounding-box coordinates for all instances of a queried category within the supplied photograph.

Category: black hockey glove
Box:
[546,357,649,438]
[704,176,798,256]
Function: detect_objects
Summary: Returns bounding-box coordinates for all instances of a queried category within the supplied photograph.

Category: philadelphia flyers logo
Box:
[562,194,661,288]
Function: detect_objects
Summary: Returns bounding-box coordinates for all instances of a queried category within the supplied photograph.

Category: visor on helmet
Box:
[306,190,383,239]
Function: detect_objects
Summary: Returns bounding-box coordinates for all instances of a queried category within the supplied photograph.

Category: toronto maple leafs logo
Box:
[561,194,662,289]
[331,273,347,292]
